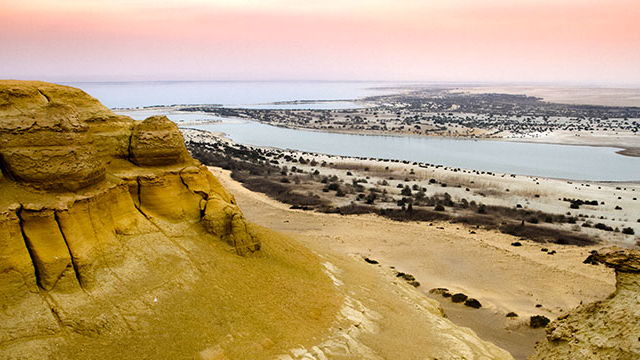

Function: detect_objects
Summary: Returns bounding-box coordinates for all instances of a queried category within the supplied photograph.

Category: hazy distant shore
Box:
[457,86,640,107]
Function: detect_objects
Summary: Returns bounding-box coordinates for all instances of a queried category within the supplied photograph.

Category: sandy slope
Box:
[211,167,617,359]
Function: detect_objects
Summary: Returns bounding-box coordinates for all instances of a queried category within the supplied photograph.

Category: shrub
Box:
[594,223,613,231]
[477,204,486,214]
[365,193,377,204]
[622,227,635,235]
[499,223,597,246]
[239,177,326,207]
[451,215,498,228]
[530,315,550,328]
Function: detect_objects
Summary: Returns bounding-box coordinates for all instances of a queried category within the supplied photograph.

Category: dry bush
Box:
[499,222,597,246]
[451,214,499,228]
[509,187,550,198]
[239,176,327,207]
[326,204,451,222]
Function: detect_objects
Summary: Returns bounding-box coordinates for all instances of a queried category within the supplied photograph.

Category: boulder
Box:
[129,115,190,166]
[464,298,482,309]
[451,293,468,303]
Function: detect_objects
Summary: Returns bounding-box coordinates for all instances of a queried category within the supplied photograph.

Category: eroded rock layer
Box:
[0,81,266,352]
[0,81,260,290]
[530,248,640,360]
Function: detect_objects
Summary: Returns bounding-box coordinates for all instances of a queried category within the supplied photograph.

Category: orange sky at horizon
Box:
[1,0,639,84]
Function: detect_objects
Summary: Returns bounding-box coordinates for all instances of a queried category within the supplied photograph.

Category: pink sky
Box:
[1,0,639,84]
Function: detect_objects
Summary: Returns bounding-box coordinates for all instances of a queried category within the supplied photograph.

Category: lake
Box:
[115,108,640,181]
[186,120,638,181]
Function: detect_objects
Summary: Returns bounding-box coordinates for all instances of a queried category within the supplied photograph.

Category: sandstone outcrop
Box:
[129,115,190,166]
[0,81,282,358]
[530,247,640,360]
[0,81,260,292]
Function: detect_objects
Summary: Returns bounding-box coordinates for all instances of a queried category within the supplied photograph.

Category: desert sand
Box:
[211,167,618,359]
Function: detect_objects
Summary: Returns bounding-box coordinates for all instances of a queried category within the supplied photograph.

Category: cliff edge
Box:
[0,81,338,359]
[530,248,640,360]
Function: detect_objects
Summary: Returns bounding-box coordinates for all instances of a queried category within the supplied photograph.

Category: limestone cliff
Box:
[0,81,513,360]
[530,248,640,360]
[0,80,259,294]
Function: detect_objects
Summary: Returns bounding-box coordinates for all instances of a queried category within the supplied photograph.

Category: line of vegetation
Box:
[186,136,599,246]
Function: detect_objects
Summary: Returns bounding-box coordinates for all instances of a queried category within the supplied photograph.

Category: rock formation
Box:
[0,81,289,359]
[0,80,260,291]
[530,248,640,359]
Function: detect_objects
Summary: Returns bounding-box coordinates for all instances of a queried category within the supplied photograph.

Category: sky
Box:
[1,0,639,85]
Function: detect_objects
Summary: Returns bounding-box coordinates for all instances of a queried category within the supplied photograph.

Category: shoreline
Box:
[180,122,640,184]
[184,128,640,247]
[617,148,640,157]
[226,118,640,159]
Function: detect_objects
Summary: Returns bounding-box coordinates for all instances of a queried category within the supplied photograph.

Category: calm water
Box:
[103,81,639,181]
[65,81,389,109]
[183,119,639,182]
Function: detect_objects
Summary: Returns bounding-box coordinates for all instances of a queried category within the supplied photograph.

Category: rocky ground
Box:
[181,127,639,358]
[531,248,640,360]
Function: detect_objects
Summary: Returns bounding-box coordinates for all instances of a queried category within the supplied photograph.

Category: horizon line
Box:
[3,77,640,88]
[50,79,640,89]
